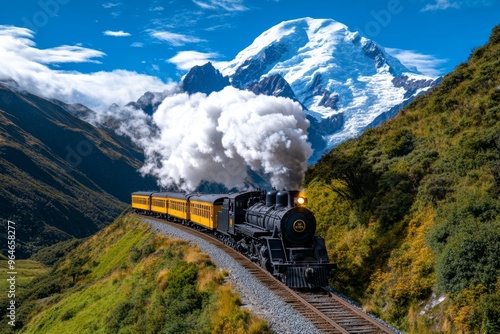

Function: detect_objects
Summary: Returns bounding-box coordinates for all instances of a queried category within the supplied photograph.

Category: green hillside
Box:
[305,25,500,333]
[0,214,270,333]
[0,85,157,257]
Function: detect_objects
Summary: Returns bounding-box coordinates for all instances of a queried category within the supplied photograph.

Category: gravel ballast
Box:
[144,218,321,334]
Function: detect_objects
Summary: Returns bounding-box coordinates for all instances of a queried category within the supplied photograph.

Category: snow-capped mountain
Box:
[216,17,439,160]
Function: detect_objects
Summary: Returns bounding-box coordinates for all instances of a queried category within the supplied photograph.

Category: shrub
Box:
[438,62,472,95]
[418,174,453,205]
[435,220,500,295]
[308,148,378,200]
[382,129,415,158]
[106,301,134,332]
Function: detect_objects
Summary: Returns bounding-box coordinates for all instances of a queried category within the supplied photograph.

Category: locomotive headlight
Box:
[296,197,306,205]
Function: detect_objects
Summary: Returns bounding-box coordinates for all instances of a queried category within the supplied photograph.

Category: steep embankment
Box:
[0,84,157,257]
[0,214,270,333]
[305,25,500,333]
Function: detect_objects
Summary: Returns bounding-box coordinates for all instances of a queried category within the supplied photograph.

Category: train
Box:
[131,189,332,289]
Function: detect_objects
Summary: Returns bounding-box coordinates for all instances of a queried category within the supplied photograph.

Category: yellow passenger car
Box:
[189,194,226,229]
[131,192,153,212]
[151,193,169,216]
[166,192,192,221]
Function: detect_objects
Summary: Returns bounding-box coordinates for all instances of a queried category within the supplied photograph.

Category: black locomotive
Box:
[132,189,332,289]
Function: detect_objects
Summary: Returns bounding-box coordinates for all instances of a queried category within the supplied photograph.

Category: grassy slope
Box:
[0,214,270,334]
[305,25,500,333]
[0,254,49,297]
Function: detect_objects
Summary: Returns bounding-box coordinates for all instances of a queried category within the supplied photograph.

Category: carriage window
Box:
[133,197,148,205]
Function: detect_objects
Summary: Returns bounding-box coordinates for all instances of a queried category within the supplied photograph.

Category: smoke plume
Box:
[138,86,312,191]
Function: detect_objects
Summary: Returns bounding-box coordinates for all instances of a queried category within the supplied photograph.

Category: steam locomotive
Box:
[131,189,332,289]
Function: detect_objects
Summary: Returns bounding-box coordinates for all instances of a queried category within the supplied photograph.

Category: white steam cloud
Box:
[137,87,312,191]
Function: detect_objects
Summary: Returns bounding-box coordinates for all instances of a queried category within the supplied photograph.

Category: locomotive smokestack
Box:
[288,190,300,208]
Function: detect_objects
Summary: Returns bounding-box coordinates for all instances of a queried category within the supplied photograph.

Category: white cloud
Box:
[204,23,232,31]
[420,0,494,11]
[0,25,33,38]
[192,0,215,9]
[0,26,104,64]
[150,6,164,11]
[102,2,120,9]
[192,0,248,11]
[167,51,221,71]
[130,42,144,48]
[103,30,131,37]
[35,45,105,64]
[421,0,460,11]
[0,25,173,111]
[149,30,204,46]
[386,48,448,77]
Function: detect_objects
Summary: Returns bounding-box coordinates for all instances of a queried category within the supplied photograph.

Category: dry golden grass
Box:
[156,268,170,291]
[140,255,161,273]
[109,268,130,284]
[196,266,218,291]
[184,246,212,265]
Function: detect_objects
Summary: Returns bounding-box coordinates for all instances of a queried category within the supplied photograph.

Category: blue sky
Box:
[0,0,498,109]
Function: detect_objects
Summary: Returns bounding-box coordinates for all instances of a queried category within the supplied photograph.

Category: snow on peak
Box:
[216,17,438,161]
[221,18,348,78]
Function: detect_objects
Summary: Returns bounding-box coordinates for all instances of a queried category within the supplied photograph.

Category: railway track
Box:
[141,215,397,334]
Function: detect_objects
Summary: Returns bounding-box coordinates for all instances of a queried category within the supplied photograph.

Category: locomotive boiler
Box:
[245,190,317,244]
[226,190,332,288]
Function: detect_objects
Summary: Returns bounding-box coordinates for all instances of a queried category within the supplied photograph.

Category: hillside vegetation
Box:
[0,214,270,333]
[305,25,500,333]
[0,85,157,257]
[0,254,49,304]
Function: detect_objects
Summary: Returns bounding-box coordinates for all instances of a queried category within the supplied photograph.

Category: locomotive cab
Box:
[217,191,262,235]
